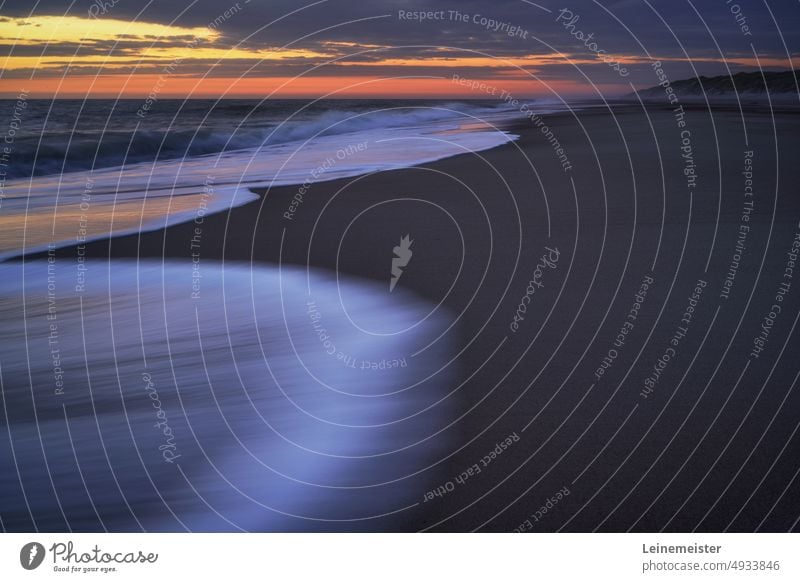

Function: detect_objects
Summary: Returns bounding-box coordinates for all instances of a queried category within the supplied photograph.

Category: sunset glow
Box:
[0,10,795,98]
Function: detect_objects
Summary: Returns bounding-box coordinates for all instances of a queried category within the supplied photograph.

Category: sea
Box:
[0,98,562,531]
[0,98,559,257]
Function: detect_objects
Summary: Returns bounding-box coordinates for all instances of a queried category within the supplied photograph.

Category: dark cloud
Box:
[0,0,797,89]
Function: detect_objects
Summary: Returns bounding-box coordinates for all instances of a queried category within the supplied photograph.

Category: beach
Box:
[17,103,798,531]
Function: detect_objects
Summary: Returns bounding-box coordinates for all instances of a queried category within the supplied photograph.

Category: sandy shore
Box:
[31,104,800,531]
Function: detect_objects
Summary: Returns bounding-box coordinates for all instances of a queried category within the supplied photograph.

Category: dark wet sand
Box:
[33,104,800,531]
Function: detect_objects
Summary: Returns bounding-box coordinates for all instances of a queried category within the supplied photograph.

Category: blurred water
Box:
[0,99,529,259]
[0,260,454,531]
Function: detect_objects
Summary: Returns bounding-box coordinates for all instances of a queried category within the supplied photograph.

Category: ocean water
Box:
[0,260,455,531]
[0,98,550,259]
[0,99,554,531]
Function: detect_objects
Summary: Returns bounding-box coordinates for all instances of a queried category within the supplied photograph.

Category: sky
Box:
[0,0,797,98]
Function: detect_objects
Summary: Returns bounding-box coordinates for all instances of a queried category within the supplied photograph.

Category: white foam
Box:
[0,260,454,530]
[0,109,518,260]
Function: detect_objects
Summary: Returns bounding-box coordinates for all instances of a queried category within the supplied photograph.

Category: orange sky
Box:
[0,14,794,99]
[2,74,617,99]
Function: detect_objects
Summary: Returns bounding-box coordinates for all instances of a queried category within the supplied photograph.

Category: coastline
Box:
[15,103,800,531]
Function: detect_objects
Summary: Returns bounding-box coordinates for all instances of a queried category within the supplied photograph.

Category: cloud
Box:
[0,0,796,96]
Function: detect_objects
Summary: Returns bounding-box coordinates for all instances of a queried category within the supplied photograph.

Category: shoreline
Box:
[7,104,617,267]
[4,99,795,267]
[11,103,800,531]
